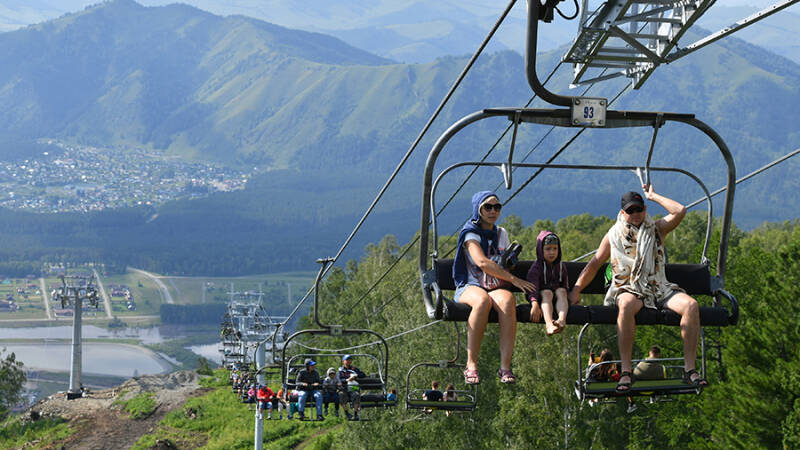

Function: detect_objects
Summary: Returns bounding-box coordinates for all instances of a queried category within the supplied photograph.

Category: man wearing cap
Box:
[337,354,366,420]
[295,358,324,420]
[568,184,708,393]
[322,367,342,417]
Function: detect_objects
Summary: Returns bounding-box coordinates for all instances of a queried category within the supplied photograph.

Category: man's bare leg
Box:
[664,292,702,380]
[617,293,643,381]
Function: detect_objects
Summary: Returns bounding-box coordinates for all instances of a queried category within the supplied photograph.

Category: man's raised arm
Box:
[644,183,686,236]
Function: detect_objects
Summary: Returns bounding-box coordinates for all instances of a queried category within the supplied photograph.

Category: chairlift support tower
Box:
[562,0,800,89]
[51,274,100,400]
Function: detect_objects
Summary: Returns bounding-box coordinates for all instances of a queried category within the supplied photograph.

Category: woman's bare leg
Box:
[458,286,492,370]
[490,289,517,371]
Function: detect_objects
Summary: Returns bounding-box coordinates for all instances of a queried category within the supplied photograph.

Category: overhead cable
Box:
[269,0,519,331]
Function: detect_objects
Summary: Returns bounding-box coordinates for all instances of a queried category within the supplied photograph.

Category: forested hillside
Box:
[289,212,800,448]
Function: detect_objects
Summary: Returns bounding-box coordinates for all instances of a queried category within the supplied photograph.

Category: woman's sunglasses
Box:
[482,203,503,212]
[625,206,644,214]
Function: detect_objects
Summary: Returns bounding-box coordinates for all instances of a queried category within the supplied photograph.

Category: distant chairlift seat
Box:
[405,390,477,412]
[284,373,396,408]
[581,376,703,399]
[431,259,738,326]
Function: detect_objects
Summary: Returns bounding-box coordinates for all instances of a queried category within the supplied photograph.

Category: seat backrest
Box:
[433,259,712,295]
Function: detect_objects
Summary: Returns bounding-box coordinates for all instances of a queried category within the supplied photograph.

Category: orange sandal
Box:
[464,368,480,385]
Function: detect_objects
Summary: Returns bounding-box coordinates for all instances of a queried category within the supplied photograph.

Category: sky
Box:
[0,0,791,32]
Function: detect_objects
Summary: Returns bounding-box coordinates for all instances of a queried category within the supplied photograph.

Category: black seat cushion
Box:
[434,259,729,326]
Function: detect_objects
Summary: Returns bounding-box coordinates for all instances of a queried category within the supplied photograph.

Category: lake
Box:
[1,342,172,378]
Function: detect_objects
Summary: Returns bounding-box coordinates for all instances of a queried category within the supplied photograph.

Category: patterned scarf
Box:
[604,211,682,308]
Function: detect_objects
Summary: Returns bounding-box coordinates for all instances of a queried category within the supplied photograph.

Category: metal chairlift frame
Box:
[574,323,706,401]
[420,0,735,316]
[280,258,396,409]
[405,322,478,412]
[418,0,738,401]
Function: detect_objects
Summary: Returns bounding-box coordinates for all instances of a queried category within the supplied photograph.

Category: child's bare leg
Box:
[555,288,568,330]
[541,290,558,335]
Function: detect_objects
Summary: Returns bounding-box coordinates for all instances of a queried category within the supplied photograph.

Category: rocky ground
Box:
[19,371,208,450]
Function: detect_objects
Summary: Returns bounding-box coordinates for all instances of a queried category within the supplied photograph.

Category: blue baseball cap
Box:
[342,354,353,361]
[304,358,316,366]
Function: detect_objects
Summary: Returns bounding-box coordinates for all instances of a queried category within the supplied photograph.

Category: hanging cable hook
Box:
[500,110,522,190]
[643,113,665,189]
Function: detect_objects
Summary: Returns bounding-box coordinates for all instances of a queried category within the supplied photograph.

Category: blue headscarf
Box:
[452,191,499,287]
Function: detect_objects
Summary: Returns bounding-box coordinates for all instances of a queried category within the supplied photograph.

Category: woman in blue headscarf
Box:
[452,191,535,385]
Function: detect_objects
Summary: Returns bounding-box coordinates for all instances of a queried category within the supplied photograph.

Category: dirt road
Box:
[129,267,174,305]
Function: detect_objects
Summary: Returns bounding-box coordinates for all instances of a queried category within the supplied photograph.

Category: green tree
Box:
[707,235,800,448]
[0,348,26,419]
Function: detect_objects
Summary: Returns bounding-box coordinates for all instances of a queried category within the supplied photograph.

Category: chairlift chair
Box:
[405,323,478,413]
[280,258,397,412]
[417,0,739,403]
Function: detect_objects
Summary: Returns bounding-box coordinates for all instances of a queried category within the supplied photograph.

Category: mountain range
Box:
[0,0,798,275]
[2,1,798,63]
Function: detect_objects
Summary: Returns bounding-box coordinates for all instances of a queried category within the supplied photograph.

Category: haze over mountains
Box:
[2,1,798,63]
[0,0,798,275]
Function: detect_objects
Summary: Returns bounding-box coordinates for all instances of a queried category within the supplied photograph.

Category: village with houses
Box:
[0,140,255,213]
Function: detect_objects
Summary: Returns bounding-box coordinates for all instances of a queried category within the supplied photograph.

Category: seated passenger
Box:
[453,191,535,385]
[338,354,366,421]
[569,186,709,393]
[443,383,457,417]
[246,384,256,404]
[287,389,300,419]
[296,359,324,421]
[256,385,274,419]
[386,388,397,402]
[525,231,569,335]
[587,348,620,382]
[423,380,443,402]
[634,345,667,380]
[322,367,341,417]
[273,387,289,419]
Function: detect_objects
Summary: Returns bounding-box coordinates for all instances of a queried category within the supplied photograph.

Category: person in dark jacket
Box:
[296,358,324,420]
[526,230,569,335]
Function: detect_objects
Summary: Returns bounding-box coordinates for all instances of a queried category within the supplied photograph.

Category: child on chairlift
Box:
[525,231,569,335]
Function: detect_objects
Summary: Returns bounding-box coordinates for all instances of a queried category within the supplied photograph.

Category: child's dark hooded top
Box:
[525,230,569,303]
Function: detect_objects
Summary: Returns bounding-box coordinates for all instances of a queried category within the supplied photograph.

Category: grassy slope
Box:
[132,369,339,449]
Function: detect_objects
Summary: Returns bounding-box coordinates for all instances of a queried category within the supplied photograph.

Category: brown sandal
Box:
[497,369,517,384]
[683,369,708,387]
[616,371,634,393]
